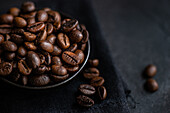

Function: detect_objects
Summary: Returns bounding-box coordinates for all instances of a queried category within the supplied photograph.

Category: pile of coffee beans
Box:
[76,59,107,107]
[0,1,89,87]
[144,64,158,92]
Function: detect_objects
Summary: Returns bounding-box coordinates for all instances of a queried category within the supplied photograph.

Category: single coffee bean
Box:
[62,19,78,32]
[46,34,56,44]
[64,65,79,73]
[5,52,16,60]
[21,1,35,13]
[26,51,40,69]
[35,65,47,74]
[11,34,24,44]
[18,46,27,57]
[24,32,36,41]
[13,17,27,27]
[24,42,37,51]
[90,76,104,87]
[144,64,157,77]
[27,22,45,33]
[0,14,13,24]
[2,41,17,52]
[42,7,51,12]
[11,28,24,34]
[77,95,94,107]
[47,11,61,23]
[20,11,36,19]
[20,76,28,85]
[18,59,32,75]
[8,7,20,16]
[83,68,100,79]
[52,65,67,75]
[79,84,96,95]
[27,17,35,25]
[52,56,62,66]
[0,25,12,34]
[36,10,48,22]
[57,33,70,49]
[0,62,13,76]
[145,78,158,92]
[67,43,77,52]
[51,45,62,56]
[69,30,83,43]
[46,23,53,35]
[29,74,50,86]
[80,43,86,51]
[62,51,80,65]
[53,21,61,32]
[0,34,4,44]
[81,30,89,43]
[50,74,69,82]
[44,52,51,65]
[98,86,107,100]
[39,40,54,53]
[75,49,84,64]
[88,59,99,67]
[37,29,47,42]
[38,53,45,64]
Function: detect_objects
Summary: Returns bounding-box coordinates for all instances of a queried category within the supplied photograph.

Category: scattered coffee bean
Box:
[77,95,94,107]
[79,84,95,95]
[144,64,157,77]
[145,78,158,92]
[98,86,107,100]
[90,76,104,87]
[13,17,27,27]
[64,65,79,73]
[88,59,99,67]
[83,68,100,79]
[8,7,20,16]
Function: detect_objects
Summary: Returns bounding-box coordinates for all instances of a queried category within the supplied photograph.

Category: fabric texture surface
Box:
[0,0,130,113]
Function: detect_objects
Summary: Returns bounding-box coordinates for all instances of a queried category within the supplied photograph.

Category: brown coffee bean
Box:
[61,19,78,32]
[13,17,27,27]
[0,62,13,76]
[64,65,79,73]
[77,95,94,107]
[26,51,40,69]
[98,86,107,100]
[44,52,51,65]
[35,65,47,74]
[8,7,20,17]
[83,68,99,79]
[21,1,35,13]
[2,41,17,52]
[46,23,54,35]
[11,34,24,44]
[0,14,13,24]
[5,52,16,60]
[36,10,48,22]
[52,56,62,66]
[88,59,99,67]
[53,21,61,32]
[42,7,51,12]
[90,76,104,87]
[69,30,83,43]
[20,11,36,19]
[144,64,157,77]
[24,32,36,41]
[75,50,84,64]
[79,84,95,95]
[51,45,62,56]
[145,78,158,92]
[27,22,45,33]
[0,25,12,34]
[27,17,35,25]
[37,29,47,43]
[20,76,28,85]
[67,43,77,52]
[57,33,70,49]
[24,42,37,51]
[47,11,61,23]
[0,34,4,44]
[46,34,56,44]
[18,59,32,75]
[11,28,24,34]
[39,40,54,53]
[18,46,27,57]
[80,43,86,51]
[81,30,89,43]
[50,74,69,82]
[52,65,67,75]
[29,74,50,86]
[62,51,80,66]
[38,53,45,64]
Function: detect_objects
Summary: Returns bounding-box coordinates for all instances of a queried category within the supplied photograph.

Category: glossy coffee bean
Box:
[144,64,157,77]
[27,17,35,25]
[18,60,32,75]
[0,62,13,76]
[13,17,27,27]
[20,11,36,19]
[79,84,95,95]
[53,21,61,32]
[21,1,35,13]
[50,74,69,82]
[51,45,62,56]
[11,28,24,34]
[29,74,50,86]
[82,30,89,43]
[26,51,40,69]
[77,95,94,107]
[24,42,37,51]
[27,22,45,33]
[39,40,54,53]
[0,14,13,24]
[88,59,99,67]
[5,52,16,60]
[44,52,51,65]
[37,29,47,42]
[67,43,77,52]
[36,10,48,22]
[18,46,27,57]
[35,65,47,74]
[46,23,53,35]
[145,78,158,92]
[57,33,70,49]
[52,56,62,66]
[20,76,28,85]
[11,34,24,44]
[98,86,107,100]
[8,7,20,16]
[24,32,36,41]
[80,43,86,51]
[75,50,84,64]
[64,65,79,73]
[69,30,83,43]
[42,7,51,12]
[47,34,56,44]
[0,34,4,44]
[62,51,80,65]
[38,53,45,64]
[47,11,61,23]
[2,41,17,52]
[0,25,12,34]
[52,65,67,75]
[62,19,78,32]
[83,68,99,79]
[90,76,104,87]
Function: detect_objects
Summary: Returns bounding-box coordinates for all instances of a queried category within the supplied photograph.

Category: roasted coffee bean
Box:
[77,95,94,107]
[18,46,27,57]
[0,34,4,44]
[62,19,78,32]
[0,14,13,24]
[11,34,24,44]
[98,86,107,100]
[24,32,36,41]
[0,25,12,34]
[20,76,28,85]
[75,50,84,64]
[27,22,45,33]
[38,53,45,64]
[52,65,67,75]
[20,11,36,19]
[83,68,99,79]
[46,23,53,35]
[39,40,54,53]
[5,52,16,60]
[2,41,17,52]
[53,21,61,32]
[29,74,50,86]
[8,7,20,16]
[26,51,40,69]
[47,11,61,23]
[36,10,48,22]
[35,65,47,74]
[80,43,86,51]
[51,45,62,56]
[67,43,77,52]
[13,17,27,27]
[52,56,62,66]
[18,60,32,75]
[27,17,35,25]
[37,29,47,42]
[82,30,89,43]
[62,51,80,65]
[64,65,79,73]
[42,7,51,12]
[47,34,56,44]
[21,1,35,13]
[44,52,51,65]
[57,33,70,49]
[145,78,158,92]
[0,62,13,76]
[50,74,69,82]
[69,30,83,43]
[24,42,37,51]
[91,76,104,87]
[79,84,95,95]
[88,59,99,67]
[11,28,24,35]
[144,64,157,77]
